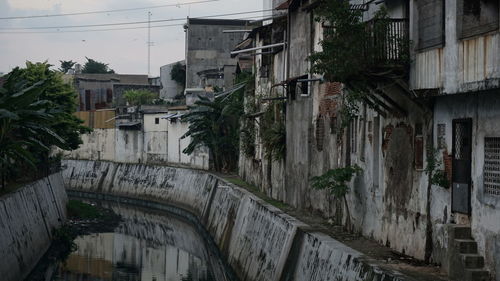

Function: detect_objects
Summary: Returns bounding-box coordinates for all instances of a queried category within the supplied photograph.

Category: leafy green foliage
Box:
[310,2,409,128]
[52,225,77,262]
[170,62,186,88]
[0,62,90,189]
[311,165,362,229]
[182,73,251,172]
[59,60,76,73]
[123,89,158,106]
[311,165,362,198]
[261,103,286,160]
[425,147,450,188]
[82,57,115,74]
[18,62,91,150]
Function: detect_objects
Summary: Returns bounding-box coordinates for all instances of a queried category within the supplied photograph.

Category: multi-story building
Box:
[235,0,500,280]
[184,18,250,90]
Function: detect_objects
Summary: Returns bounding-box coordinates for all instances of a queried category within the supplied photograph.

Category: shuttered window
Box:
[417,0,445,50]
[459,0,499,39]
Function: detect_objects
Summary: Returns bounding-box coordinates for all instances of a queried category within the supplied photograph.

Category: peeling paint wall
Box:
[64,114,209,170]
[0,173,67,281]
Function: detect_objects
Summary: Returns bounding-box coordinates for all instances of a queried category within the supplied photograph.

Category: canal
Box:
[48,199,231,281]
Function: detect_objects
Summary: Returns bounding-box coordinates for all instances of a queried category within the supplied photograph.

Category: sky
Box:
[0,0,263,76]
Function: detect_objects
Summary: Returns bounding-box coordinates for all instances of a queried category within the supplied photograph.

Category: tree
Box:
[59,60,76,73]
[18,62,91,150]
[181,76,249,172]
[0,62,91,189]
[82,57,115,74]
[311,165,362,231]
[170,62,186,88]
[123,90,158,106]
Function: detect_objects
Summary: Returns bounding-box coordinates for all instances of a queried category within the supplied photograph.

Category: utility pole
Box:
[147,11,153,76]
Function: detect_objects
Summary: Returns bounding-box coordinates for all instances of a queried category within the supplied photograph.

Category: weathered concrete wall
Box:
[238,28,287,201]
[185,19,248,89]
[0,173,68,281]
[160,60,185,100]
[64,121,209,169]
[64,159,424,281]
[432,92,500,280]
[63,128,116,161]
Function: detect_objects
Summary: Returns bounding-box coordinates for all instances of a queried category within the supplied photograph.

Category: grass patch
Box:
[67,200,102,219]
[224,176,289,210]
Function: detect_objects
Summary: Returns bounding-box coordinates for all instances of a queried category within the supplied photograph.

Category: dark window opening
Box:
[415,123,424,169]
[155,117,159,124]
[417,0,445,50]
[106,88,113,103]
[459,0,499,39]
[316,117,325,151]
[85,90,91,111]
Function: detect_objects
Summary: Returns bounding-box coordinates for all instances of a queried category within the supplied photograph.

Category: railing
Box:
[365,18,409,65]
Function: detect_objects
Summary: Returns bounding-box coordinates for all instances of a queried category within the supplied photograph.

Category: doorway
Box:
[451,118,472,215]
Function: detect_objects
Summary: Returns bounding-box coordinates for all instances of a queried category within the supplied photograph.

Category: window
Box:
[155,117,159,124]
[316,116,325,151]
[459,0,499,39]
[106,88,113,103]
[484,137,500,196]
[417,0,445,50]
[350,118,358,154]
[438,123,446,149]
[415,123,424,169]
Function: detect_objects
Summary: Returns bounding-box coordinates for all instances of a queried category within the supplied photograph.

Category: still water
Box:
[53,201,217,281]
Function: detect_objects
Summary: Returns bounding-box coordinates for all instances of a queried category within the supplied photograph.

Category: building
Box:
[73,73,152,111]
[65,104,209,170]
[184,18,250,90]
[234,0,500,280]
[160,60,185,101]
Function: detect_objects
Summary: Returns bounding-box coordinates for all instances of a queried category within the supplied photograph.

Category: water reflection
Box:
[54,201,215,281]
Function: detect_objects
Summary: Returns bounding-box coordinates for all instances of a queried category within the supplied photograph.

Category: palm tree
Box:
[181,83,246,172]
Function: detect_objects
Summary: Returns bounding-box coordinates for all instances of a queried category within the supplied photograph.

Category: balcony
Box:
[365,18,409,69]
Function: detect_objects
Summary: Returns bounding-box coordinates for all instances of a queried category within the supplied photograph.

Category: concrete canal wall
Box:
[62,159,417,281]
[0,173,68,281]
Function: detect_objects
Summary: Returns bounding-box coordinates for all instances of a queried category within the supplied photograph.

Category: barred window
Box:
[484,137,500,196]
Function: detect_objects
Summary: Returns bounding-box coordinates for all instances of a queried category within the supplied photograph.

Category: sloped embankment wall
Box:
[63,159,412,281]
[0,173,68,281]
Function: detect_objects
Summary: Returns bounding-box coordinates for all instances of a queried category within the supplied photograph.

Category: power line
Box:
[0,9,274,31]
[0,14,271,34]
[0,23,185,34]
[0,0,218,20]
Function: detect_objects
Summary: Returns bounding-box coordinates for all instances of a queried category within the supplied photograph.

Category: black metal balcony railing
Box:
[366,18,409,65]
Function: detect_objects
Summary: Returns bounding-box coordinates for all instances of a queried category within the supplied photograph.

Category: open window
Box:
[416,0,445,50]
[459,0,499,39]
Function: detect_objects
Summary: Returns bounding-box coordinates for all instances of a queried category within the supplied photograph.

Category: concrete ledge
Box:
[62,159,427,281]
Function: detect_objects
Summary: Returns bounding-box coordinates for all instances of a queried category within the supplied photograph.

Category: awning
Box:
[161,113,177,119]
[162,113,185,120]
[118,121,141,130]
[214,82,247,98]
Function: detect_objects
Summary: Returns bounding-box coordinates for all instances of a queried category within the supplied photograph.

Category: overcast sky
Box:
[0,0,263,76]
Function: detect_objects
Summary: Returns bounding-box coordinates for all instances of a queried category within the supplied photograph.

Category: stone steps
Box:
[450,225,490,281]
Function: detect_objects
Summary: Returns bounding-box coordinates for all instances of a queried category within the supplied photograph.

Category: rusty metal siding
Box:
[459,34,500,83]
[75,110,115,129]
[412,48,444,89]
